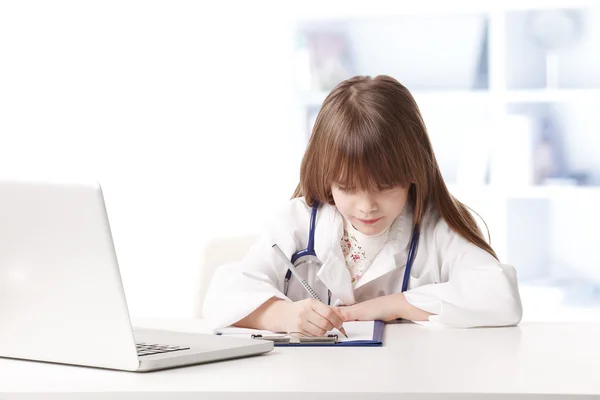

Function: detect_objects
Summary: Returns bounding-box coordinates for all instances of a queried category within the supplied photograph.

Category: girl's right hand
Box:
[282,298,345,337]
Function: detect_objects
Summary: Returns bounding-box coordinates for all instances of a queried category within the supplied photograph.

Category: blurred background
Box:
[1,0,599,321]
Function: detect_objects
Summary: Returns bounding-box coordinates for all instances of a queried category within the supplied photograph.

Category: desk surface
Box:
[1,319,599,399]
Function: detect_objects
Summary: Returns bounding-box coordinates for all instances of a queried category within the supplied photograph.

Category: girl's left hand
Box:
[336,294,402,322]
[336,293,433,322]
[336,305,359,322]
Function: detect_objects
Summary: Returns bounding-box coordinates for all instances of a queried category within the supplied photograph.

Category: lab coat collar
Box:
[315,206,355,305]
[353,205,413,290]
[315,203,414,304]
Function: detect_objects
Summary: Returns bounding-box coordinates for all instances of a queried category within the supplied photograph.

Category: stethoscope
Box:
[283,202,420,303]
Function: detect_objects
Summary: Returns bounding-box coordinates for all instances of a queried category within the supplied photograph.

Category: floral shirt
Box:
[340,219,390,286]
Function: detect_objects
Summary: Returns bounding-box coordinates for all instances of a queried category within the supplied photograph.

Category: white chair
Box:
[194,234,257,318]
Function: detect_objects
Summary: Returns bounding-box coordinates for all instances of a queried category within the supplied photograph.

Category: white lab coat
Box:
[203,198,523,329]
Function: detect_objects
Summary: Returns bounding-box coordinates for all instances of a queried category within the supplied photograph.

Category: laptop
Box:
[0,177,273,372]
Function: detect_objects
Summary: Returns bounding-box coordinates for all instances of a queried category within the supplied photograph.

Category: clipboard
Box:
[216,320,385,347]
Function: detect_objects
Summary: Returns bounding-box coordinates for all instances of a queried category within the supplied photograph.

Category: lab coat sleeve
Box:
[403,218,523,328]
[202,200,308,330]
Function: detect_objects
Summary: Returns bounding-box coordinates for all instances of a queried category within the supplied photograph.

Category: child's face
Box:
[331,184,409,236]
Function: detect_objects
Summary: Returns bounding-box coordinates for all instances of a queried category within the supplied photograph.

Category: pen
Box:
[272,244,348,338]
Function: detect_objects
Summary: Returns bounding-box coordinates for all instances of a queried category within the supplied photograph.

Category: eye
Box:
[336,184,355,193]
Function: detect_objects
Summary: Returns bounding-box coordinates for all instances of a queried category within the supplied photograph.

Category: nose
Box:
[357,192,378,214]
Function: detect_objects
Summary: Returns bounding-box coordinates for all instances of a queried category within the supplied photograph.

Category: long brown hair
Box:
[292,75,497,259]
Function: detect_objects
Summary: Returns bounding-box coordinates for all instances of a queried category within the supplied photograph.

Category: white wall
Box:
[0,0,300,318]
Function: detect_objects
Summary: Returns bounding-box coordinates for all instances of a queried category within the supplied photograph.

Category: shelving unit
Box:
[298,88,600,107]
[291,0,600,311]
[504,89,600,103]
[292,0,600,185]
[448,183,600,200]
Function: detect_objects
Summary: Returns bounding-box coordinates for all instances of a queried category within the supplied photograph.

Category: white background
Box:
[0,0,300,318]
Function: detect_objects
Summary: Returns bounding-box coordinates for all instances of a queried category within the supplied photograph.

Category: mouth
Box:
[357,217,382,225]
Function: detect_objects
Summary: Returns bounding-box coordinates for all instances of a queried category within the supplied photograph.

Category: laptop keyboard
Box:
[136,342,190,357]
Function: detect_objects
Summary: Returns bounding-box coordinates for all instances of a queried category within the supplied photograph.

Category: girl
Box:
[203,75,522,334]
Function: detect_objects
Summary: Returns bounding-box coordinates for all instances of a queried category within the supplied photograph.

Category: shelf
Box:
[296,90,492,107]
[297,89,600,107]
[293,0,598,20]
[504,89,600,103]
[448,184,600,200]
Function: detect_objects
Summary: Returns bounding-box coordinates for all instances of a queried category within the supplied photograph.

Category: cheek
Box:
[382,191,408,214]
[334,197,352,214]
[331,191,353,214]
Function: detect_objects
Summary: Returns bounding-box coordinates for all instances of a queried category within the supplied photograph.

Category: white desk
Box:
[1,319,600,399]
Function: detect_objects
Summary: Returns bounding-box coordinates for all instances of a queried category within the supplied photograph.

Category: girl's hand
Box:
[336,305,359,322]
[336,295,399,322]
[336,303,382,322]
[282,298,345,337]
[337,293,433,322]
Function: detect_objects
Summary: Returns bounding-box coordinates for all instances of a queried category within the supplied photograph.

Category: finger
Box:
[312,302,343,328]
[302,319,327,337]
[299,318,325,336]
[289,330,310,338]
[307,311,334,332]
[298,323,318,337]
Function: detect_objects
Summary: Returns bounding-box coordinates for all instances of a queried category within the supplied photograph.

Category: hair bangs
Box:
[324,121,410,192]
[293,75,499,259]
